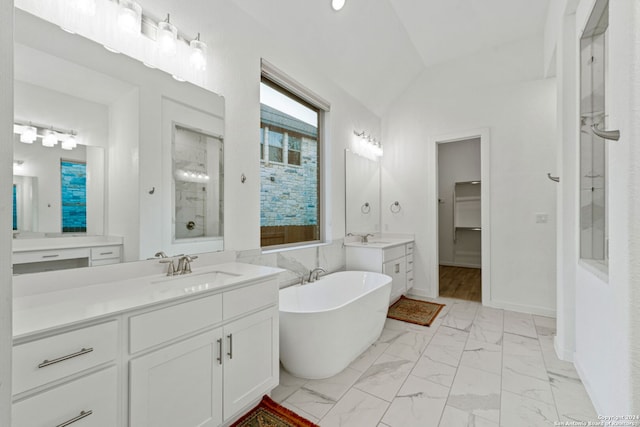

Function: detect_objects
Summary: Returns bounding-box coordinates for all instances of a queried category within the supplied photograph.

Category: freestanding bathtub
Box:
[279,271,392,379]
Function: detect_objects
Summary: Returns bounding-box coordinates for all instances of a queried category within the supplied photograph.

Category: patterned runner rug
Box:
[387,295,446,326]
[231,395,318,427]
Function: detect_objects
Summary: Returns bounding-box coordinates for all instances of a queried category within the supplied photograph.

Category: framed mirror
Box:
[12,8,225,273]
[345,149,381,235]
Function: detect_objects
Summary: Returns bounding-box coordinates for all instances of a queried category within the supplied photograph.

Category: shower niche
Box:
[579,0,610,267]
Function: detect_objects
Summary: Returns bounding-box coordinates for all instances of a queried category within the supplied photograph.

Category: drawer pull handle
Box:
[394,263,400,274]
[56,410,93,427]
[227,334,233,359]
[99,252,113,256]
[41,254,60,259]
[38,347,93,369]
[217,338,223,365]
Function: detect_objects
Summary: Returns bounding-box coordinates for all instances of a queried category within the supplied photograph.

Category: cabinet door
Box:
[383,258,407,304]
[223,308,278,420]
[130,328,223,427]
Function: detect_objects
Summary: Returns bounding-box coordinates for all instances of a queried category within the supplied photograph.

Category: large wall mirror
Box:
[345,149,381,235]
[12,8,225,274]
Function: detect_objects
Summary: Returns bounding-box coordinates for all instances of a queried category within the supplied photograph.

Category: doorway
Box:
[427,129,490,304]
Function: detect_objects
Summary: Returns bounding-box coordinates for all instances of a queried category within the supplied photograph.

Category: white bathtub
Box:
[279,271,392,379]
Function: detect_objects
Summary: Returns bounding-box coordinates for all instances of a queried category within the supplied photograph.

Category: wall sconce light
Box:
[118,0,142,34]
[353,130,383,160]
[175,169,210,183]
[332,0,346,11]
[61,133,78,150]
[19,125,37,144]
[42,129,59,147]
[190,33,207,71]
[157,14,178,56]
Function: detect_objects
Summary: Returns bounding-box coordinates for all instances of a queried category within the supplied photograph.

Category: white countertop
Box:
[343,237,414,249]
[12,235,124,253]
[13,262,283,340]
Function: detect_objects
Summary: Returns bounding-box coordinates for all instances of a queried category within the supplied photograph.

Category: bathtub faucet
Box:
[308,267,326,283]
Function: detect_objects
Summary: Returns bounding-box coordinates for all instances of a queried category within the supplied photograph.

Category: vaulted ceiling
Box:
[143,0,550,115]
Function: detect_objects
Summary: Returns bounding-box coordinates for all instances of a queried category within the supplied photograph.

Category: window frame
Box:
[259,74,325,249]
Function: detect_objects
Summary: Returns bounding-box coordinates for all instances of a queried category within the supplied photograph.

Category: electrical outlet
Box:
[535,213,549,224]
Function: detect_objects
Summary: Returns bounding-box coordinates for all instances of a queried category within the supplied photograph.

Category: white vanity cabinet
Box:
[13,265,281,427]
[346,241,415,304]
[128,278,279,427]
[11,321,120,427]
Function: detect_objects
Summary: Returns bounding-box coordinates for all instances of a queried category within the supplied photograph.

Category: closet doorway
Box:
[430,130,490,304]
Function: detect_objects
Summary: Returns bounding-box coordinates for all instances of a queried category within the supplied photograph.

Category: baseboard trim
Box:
[553,335,574,361]
[484,299,556,318]
[407,288,433,299]
[574,354,603,415]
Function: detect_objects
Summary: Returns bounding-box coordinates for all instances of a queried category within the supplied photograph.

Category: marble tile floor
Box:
[271,296,598,427]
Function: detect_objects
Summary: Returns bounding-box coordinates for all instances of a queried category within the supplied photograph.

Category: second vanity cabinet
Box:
[12,268,280,427]
[346,241,415,304]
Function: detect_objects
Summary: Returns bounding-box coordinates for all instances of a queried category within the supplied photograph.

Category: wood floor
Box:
[439,265,481,302]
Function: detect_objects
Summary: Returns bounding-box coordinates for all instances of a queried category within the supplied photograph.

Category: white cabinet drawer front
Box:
[13,366,118,427]
[406,243,414,254]
[224,279,277,320]
[383,245,405,263]
[13,321,118,395]
[129,293,222,354]
[90,246,121,260]
[13,248,90,264]
[406,253,414,271]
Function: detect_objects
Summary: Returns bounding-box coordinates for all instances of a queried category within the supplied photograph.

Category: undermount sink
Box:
[151,270,240,285]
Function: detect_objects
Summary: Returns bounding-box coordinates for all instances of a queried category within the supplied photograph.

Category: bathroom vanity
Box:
[12,262,282,427]
[345,238,414,304]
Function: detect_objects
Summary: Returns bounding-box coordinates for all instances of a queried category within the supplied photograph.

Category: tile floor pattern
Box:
[271,296,598,427]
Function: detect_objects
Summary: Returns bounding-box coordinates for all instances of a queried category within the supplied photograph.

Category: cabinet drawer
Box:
[13,321,118,395]
[406,243,414,254]
[224,279,277,320]
[406,253,414,271]
[13,248,90,265]
[90,246,121,260]
[383,245,406,263]
[129,293,222,354]
[13,366,118,427]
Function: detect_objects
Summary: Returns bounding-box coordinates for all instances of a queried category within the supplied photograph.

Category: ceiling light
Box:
[190,33,207,71]
[332,0,346,11]
[42,130,58,147]
[20,126,37,144]
[118,0,142,34]
[157,14,178,56]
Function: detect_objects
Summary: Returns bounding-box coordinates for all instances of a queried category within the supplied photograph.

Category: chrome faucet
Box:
[362,233,375,243]
[159,258,177,276]
[308,267,326,283]
[177,255,198,275]
[154,251,168,258]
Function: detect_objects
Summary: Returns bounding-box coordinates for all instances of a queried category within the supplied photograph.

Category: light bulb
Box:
[189,34,207,71]
[157,16,177,56]
[42,130,58,147]
[118,0,142,34]
[332,0,346,11]
[20,126,37,144]
[61,134,77,150]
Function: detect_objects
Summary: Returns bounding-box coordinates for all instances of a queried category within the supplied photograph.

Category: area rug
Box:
[231,395,319,427]
[387,296,445,327]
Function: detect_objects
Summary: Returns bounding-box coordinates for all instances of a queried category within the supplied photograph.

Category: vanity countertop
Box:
[343,237,414,249]
[13,262,283,340]
[12,235,124,253]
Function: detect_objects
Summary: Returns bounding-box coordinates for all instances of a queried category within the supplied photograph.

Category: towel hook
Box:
[361,202,371,214]
[547,173,560,183]
[390,201,401,213]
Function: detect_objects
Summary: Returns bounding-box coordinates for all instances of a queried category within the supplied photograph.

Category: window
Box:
[259,73,325,248]
[60,160,87,233]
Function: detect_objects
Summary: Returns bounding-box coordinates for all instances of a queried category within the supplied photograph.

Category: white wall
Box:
[382,35,558,316]
[548,0,639,413]
[437,138,481,267]
[0,0,13,423]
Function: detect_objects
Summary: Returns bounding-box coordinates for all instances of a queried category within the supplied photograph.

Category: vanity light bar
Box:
[353,129,383,159]
[13,121,80,149]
